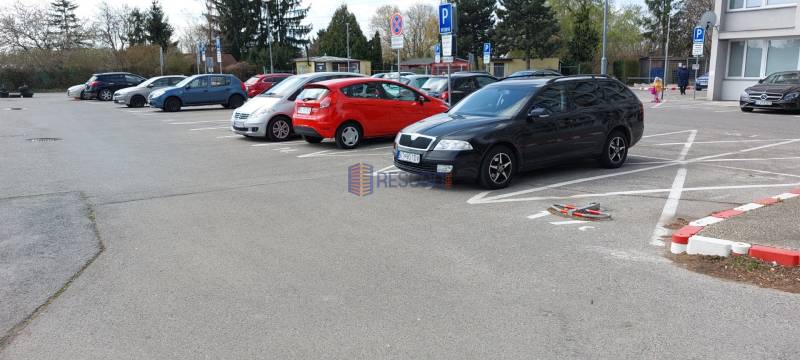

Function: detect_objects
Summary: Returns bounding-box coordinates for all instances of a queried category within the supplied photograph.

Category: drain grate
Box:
[27,137,62,142]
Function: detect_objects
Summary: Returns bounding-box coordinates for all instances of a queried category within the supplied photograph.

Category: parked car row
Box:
[67,70,644,189]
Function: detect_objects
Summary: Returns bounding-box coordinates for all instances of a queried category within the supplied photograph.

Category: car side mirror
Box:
[758,78,764,84]
[527,107,549,120]
[147,84,155,88]
[185,86,191,90]
[417,94,427,103]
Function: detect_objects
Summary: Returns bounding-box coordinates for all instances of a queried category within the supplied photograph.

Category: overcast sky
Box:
[30,0,643,38]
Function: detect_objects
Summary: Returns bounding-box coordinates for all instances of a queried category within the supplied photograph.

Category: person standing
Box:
[677,64,690,95]
[650,77,663,103]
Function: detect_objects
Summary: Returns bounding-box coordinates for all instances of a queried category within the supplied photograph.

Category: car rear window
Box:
[421,77,447,92]
[298,87,329,101]
[245,76,261,85]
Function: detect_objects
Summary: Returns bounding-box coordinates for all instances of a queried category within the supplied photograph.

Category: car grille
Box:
[394,159,438,174]
[398,133,434,150]
[748,92,783,101]
[234,112,250,120]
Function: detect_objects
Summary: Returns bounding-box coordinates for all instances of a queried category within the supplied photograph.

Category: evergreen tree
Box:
[127,8,148,46]
[311,5,369,60]
[368,31,383,71]
[496,0,561,69]
[213,0,260,60]
[454,0,496,61]
[567,0,600,68]
[641,0,684,55]
[47,0,83,49]
[259,0,311,52]
[145,0,174,49]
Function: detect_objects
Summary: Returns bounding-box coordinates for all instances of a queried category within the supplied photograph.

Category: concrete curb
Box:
[671,188,800,266]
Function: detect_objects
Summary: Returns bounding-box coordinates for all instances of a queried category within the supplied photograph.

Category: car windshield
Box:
[138,77,160,87]
[421,77,447,92]
[762,73,800,84]
[259,75,308,97]
[449,85,536,117]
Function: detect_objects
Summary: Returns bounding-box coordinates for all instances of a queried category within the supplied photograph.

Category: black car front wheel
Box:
[479,145,515,189]
[599,131,628,169]
[267,116,292,141]
[130,95,146,108]
[164,97,181,112]
[98,88,113,101]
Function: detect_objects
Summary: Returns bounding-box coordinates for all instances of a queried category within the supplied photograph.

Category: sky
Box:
[29,0,644,39]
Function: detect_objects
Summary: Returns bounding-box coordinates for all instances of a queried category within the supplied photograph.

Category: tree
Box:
[567,0,599,67]
[641,0,682,55]
[47,0,84,49]
[145,0,174,49]
[368,5,400,63]
[405,3,438,58]
[94,1,132,51]
[454,0,496,62]
[368,31,383,71]
[496,0,561,69]
[607,5,648,61]
[310,5,369,60]
[213,0,259,60]
[0,1,53,52]
[253,0,312,69]
[127,8,148,46]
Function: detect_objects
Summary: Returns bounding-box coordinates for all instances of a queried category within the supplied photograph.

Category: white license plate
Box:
[297,106,312,115]
[397,151,420,164]
[755,100,772,106]
[234,121,243,128]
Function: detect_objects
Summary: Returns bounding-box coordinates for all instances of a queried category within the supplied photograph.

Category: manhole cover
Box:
[27,137,62,142]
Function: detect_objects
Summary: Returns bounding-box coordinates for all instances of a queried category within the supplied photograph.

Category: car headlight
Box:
[434,139,473,151]
[150,90,165,98]
[740,91,749,100]
[784,92,799,101]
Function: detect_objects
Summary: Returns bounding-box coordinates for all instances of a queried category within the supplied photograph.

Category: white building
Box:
[708,0,800,100]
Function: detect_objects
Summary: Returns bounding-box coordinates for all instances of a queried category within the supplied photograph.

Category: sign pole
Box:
[693,56,699,100]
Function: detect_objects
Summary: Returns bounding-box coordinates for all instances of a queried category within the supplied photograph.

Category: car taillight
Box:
[241,82,246,92]
[90,81,100,87]
[441,91,449,101]
[319,97,331,109]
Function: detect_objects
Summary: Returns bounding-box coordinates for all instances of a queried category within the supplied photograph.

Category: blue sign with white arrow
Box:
[483,43,491,55]
[693,26,705,43]
[439,3,453,34]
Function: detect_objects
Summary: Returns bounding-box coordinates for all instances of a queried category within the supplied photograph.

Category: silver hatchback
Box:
[230,72,363,141]
[113,75,186,108]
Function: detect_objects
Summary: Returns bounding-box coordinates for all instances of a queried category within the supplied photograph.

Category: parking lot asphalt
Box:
[2,92,800,358]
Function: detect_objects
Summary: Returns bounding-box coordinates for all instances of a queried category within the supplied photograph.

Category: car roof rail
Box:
[546,74,614,84]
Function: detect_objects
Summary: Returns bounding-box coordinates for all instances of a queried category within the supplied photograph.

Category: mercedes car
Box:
[739,71,800,112]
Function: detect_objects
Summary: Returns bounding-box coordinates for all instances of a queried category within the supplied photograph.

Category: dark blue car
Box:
[148,74,247,112]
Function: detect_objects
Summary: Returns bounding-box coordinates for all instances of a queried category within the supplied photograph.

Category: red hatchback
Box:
[244,73,292,97]
[293,78,448,149]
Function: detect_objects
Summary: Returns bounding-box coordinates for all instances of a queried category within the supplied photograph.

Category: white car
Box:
[230,72,363,141]
[66,84,86,99]
[113,75,186,108]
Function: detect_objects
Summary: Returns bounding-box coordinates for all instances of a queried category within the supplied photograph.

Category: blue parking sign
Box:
[439,3,453,34]
[693,26,705,43]
[483,43,491,55]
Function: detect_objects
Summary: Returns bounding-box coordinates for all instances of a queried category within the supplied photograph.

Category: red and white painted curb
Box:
[671,188,800,266]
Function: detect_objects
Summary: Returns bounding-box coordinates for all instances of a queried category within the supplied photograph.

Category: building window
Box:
[729,0,796,9]
[493,63,505,78]
[744,40,764,77]
[727,41,745,77]
[766,39,800,74]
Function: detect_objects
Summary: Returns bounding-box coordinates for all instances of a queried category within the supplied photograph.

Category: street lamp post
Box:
[662,0,672,99]
[600,0,608,75]
[265,0,274,74]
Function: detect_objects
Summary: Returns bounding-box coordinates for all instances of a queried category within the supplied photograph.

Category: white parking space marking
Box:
[250,141,305,147]
[710,164,800,179]
[296,146,394,158]
[650,130,697,246]
[526,211,550,220]
[549,220,589,225]
[652,139,797,146]
[189,126,230,131]
[641,129,696,138]
[216,135,240,139]
[169,120,229,125]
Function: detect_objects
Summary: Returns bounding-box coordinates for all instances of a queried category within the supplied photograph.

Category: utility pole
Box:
[265,0,274,74]
[347,22,351,72]
[662,0,671,99]
[600,0,608,75]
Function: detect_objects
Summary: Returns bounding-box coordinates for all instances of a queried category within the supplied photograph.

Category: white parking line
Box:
[549,220,589,225]
[653,139,797,146]
[526,211,550,220]
[189,126,230,131]
[216,135,240,139]
[251,140,305,147]
[169,120,229,125]
[650,130,697,246]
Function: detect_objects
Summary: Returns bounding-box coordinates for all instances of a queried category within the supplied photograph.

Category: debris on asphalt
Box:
[671,254,800,294]
[548,203,612,221]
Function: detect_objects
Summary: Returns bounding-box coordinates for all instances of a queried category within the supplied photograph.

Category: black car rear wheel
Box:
[479,145,515,189]
[599,131,628,169]
[98,88,113,101]
[227,94,245,109]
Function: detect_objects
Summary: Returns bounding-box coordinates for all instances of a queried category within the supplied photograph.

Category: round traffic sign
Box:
[390,13,404,36]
